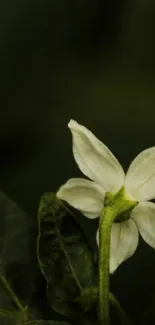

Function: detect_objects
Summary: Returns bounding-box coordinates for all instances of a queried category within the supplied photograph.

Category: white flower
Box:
[57,119,155,273]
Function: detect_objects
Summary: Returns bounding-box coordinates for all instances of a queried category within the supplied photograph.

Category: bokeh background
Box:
[1,0,155,324]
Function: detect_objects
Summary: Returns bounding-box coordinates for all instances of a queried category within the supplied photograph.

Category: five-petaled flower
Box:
[57,119,155,273]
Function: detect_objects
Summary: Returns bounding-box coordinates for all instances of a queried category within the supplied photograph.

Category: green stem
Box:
[109,293,133,325]
[99,207,117,325]
[0,273,29,321]
[98,187,137,325]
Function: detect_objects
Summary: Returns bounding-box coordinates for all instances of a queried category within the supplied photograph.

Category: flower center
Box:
[103,186,138,224]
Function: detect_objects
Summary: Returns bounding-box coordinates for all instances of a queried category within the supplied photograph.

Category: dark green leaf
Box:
[0,308,28,325]
[0,191,41,320]
[37,193,97,317]
[75,287,98,311]
[20,321,71,325]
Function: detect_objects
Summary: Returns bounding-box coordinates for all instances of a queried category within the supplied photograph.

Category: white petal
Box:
[96,219,139,273]
[68,120,125,192]
[131,201,155,249]
[125,147,155,201]
[57,178,104,219]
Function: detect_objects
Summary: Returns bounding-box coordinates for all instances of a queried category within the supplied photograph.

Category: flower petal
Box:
[68,120,125,192]
[96,219,139,273]
[131,201,155,249]
[110,220,139,273]
[125,147,155,201]
[57,178,104,218]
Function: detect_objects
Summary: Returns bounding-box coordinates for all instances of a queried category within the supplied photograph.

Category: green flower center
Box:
[103,186,137,223]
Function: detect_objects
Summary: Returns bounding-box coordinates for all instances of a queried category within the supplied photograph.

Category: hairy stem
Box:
[98,187,137,325]
[99,207,116,325]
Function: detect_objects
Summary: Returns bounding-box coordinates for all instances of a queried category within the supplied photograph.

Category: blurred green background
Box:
[1,0,155,323]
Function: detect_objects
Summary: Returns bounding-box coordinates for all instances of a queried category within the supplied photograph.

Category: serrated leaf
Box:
[37,193,97,317]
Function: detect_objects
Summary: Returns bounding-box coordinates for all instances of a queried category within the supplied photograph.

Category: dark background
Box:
[1,0,155,324]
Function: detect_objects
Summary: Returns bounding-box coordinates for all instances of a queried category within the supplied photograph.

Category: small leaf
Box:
[109,293,133,325]
[37,193,97,317]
